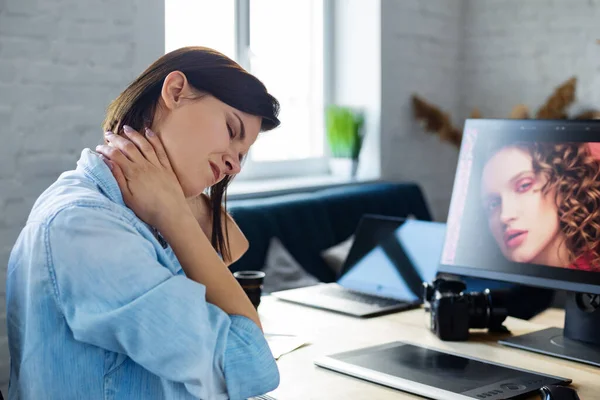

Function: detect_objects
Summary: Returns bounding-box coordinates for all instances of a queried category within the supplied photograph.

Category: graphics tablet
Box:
[314,341,571,399]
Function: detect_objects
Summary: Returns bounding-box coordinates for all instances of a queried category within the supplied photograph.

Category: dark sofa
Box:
[228,181,554,319]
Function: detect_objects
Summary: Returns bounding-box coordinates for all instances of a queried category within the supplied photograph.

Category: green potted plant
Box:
[325,105,365,178]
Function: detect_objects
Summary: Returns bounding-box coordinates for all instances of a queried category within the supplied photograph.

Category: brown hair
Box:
[102,46,280,262]
[530,143,600,266]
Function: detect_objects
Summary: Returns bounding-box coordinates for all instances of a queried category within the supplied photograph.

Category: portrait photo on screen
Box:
[444,125,600,276]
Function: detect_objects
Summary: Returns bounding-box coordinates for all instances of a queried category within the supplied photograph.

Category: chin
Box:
[182,176,227,199]
[180,174,214,199]
[506,251,536,264]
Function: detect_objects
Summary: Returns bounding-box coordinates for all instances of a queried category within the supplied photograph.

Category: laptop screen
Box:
[337,219,446,301]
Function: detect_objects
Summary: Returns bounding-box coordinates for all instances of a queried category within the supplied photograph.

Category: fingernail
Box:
[123,125,134,135]
[145,127,155,137]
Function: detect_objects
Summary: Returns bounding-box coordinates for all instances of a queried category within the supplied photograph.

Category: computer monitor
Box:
[439,118,600,367]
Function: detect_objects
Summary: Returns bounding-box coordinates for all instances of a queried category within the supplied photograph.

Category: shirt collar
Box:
[76,148,169,248]
[76,148,125,206]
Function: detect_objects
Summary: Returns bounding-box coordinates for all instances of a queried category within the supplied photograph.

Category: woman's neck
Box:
[186,194,213,237]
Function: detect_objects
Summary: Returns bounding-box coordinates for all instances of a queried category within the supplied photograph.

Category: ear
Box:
[160,71,193,111]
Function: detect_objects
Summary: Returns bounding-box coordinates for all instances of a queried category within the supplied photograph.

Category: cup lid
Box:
[233,270,266,279]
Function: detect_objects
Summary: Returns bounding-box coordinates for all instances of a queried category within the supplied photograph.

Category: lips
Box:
[504,229,528,249]
[209,162,220,184]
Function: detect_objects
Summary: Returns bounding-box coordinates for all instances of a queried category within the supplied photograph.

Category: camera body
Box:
[423,277,509,341]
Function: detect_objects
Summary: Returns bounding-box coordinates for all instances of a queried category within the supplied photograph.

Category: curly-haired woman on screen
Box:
[7,47,280,400]
[480,141,600,272]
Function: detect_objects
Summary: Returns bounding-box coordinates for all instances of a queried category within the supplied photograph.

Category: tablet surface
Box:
[314,341,571,399]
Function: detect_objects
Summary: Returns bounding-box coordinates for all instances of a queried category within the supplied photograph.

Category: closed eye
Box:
[227,123,235,139]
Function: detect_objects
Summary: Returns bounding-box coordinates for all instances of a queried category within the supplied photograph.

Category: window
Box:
[165,1,236,60]
[165,0,328,180]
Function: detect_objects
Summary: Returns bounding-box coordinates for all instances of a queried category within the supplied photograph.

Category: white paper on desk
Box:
[265,335,310,360]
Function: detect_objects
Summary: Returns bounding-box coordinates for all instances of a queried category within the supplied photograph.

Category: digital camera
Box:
[423,277,510,341]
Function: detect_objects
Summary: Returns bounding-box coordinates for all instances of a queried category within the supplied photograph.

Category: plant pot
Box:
[329,158,358,179]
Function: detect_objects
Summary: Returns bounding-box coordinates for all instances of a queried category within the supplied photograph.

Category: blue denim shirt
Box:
[6,149,279,400]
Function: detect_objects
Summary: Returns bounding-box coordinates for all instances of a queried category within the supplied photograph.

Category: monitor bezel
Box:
[438,118,600,295]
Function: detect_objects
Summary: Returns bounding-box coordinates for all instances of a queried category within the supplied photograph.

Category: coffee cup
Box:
[233,270,266,309]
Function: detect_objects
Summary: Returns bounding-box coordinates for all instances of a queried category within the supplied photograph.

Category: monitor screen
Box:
[440,119,600,294]
[338,219,446,301]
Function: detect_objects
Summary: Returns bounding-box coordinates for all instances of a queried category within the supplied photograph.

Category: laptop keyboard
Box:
[320,286,405,307]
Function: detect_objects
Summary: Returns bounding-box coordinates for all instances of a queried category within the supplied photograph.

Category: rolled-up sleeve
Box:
[46,204,279,400]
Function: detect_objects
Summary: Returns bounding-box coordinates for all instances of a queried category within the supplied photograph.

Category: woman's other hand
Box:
[96,126,191,230]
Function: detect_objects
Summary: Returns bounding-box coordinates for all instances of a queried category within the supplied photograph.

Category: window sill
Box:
[227,175,377,200]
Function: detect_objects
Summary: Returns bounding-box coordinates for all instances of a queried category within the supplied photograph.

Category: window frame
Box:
[232,0,334,181]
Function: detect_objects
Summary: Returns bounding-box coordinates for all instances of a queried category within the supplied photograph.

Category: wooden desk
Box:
[258,297,598,399]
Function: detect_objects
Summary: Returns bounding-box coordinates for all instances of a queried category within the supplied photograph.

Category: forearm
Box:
[159,210,261,329]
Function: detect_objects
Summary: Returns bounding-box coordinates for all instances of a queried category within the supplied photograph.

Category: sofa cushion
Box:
[262,237,320,293]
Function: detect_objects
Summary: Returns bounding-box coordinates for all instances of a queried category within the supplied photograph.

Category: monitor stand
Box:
[498,292,600,367]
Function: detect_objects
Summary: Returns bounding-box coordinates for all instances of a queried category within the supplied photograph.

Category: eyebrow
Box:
[233,112,245,141]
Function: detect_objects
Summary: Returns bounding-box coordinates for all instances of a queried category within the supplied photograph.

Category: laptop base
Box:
[271,283,420,318]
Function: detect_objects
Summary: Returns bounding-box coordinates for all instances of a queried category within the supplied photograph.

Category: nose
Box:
[222,153,241,175]
[499,194,519,225]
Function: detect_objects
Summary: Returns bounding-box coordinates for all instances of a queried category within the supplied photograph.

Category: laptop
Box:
[270,215,446,318]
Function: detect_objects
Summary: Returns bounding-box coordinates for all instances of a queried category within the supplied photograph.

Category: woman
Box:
[7,47,280,399]
[480,141,600,271]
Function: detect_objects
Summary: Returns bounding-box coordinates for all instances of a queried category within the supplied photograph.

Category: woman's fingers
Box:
[104,131,144,163]
[98,126,177,209]
[100,155,131,197]
[96,142,133,175]
[122,125,160,166]
[118,125,173,172]
[143,127,174,171]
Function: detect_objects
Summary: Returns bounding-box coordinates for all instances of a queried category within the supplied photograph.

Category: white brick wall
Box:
[0,0,163,391]
[463,0,600,119]
[381,0,465,221]
[381,0,600,222]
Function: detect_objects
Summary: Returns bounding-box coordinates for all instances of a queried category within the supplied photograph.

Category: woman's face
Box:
[153,72,262,198]
[480,146,561,264]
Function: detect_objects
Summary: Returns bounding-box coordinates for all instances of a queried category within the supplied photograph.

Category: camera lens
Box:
[466,289,509,329]
[466,291,488,329]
